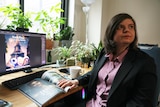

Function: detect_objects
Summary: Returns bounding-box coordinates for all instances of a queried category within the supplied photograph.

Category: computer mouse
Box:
[23,69,32,73]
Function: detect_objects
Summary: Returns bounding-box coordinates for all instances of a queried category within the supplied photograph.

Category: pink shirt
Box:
[86,49,128,107]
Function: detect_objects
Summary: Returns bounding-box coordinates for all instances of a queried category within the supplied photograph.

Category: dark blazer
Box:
[77,48,157,107]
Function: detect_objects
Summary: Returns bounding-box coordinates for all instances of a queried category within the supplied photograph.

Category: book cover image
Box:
[5,34,30,70]
[18,78,65,106]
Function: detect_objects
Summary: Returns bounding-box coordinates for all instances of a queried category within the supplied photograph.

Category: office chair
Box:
[138,45,160,107]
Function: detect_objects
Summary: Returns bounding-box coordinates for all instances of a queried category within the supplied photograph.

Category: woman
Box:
[58,13,157,107]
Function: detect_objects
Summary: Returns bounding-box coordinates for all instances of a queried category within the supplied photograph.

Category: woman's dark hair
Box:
[103,13,138,54]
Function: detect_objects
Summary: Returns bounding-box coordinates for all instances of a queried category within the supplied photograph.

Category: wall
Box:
[68,0,86,42]
[70,0,160,46]
[105,0,160,45]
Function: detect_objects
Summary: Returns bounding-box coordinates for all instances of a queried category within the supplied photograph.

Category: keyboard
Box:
[2,70,47,90]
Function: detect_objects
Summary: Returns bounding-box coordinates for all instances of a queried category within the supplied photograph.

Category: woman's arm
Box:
[126,57,157,107]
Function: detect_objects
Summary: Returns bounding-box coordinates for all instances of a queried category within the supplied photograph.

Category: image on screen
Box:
[5,34,30,71]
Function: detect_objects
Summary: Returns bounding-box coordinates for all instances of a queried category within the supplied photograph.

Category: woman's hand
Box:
[58,79,79,89]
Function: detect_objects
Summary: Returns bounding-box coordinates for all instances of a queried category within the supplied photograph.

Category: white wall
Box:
[70,0,160,46]
[106,0,160,45]
[69,0,86,42]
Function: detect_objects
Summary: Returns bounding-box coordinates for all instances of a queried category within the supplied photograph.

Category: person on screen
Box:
[58,13,157,107]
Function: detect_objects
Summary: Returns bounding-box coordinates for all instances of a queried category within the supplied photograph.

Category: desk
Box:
[0,67,91,107]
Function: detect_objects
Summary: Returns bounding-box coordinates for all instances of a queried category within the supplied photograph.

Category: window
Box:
[0,0,19,29]
[0,0,68,33]
[24,0,62,33]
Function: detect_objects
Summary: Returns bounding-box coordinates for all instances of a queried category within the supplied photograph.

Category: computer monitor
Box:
[0,29,46,76]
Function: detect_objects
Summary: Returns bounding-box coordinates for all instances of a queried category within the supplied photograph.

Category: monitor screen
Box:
[0,29,46,76]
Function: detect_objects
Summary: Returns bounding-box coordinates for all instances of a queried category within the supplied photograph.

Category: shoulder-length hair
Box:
[103,13,138,54]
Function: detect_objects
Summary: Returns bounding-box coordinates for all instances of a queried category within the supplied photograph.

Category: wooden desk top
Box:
[0,69,42,107]
[0,67,92,107]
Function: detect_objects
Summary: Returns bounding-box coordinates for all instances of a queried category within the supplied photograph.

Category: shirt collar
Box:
[105,48,128,63]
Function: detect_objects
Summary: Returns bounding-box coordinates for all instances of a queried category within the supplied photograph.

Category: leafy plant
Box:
[0,4,32,31]
[54,46,72,60]
[70,40,95,61]
[90,41,103,61]
[34,2,66,39]
[54,26,74,40]
[54,40,103,65]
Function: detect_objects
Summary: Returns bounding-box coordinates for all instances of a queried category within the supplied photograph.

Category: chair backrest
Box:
[138,43,158,48]
[139,45,160,106]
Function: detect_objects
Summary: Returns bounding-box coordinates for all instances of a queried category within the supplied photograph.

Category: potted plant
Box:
[54,46,72,61]
[54,26,74,40]
[54,46,75,66]
[54,26,74,48]
[0,4,32,31]
[34,2,66,49]
[70,40,94,67]
[54,40,100,67]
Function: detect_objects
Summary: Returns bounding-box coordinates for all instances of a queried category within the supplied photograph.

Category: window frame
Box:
[61,0,69,29]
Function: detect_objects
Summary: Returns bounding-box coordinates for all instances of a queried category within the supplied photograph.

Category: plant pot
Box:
[59,40,72,48]
[81,57,90,63]
[56,59,65,67]
[16,27,29,32]
[46,39,53,50]
[53,40,59,48]
[66,58,75,66]
[81,57,90,68]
